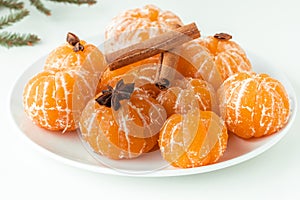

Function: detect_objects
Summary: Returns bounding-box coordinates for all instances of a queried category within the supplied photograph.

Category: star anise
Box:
[95,79,135,111]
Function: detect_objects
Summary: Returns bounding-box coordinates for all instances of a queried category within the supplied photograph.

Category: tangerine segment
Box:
[159,110,228,168]
[217,72,290,139]
[157,78,218,117]
[197,36,252,85]
[79,89,167,159]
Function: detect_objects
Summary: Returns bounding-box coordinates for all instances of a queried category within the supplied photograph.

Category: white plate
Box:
[10,44,297,177]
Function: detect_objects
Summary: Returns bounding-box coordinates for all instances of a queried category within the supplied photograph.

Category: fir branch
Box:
[0,0,97,48]
[0,0,24,10]
[0,9,29,29]
[0,32,40,48]
[30,0,51,15]
[48,0,96,5]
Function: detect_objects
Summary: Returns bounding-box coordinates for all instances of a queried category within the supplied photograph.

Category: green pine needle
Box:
[30,0,51,15]
[0,0,24,10]
[48,0,96,5]
[0,32,40,48]
[0,0,97,48]
[0,9,29,29]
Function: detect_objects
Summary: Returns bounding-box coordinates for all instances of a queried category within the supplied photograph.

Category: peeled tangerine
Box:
[197,33,252,89]
[159,110,228,168]
[79,83,167,159]
[218,72,290,139]
[99,4,183,91]
[23,33,105,132]
[157,78,219,117]
[98,55,160,92]
[175,40,216,83]
[105,4,183,51]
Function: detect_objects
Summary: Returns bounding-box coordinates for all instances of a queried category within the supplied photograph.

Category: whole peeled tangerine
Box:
[105,4,183,45]
[159,110,228,168]
[157,78,219,117]
[100,4,183,91]
[217,72,290,139]
[79,80,167,160]
[23,33,105,132]
[197,33,252,89]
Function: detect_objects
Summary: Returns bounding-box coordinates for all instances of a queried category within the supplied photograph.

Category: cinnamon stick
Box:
[155,24,182,90]
[155,52,180,90]
[106,22,200,71]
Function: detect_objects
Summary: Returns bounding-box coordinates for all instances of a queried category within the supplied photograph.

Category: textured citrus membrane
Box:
[157,78,219,118]
[197,35,252,89]
[159,109,228,168]
[79,63,185,161]
[104,4,183,52]
[23,40,106,132]
[101,4,183,89]
[217,72,290,139]
[174,40,223,90]
[79,87,165,160]
[98,55,160,93]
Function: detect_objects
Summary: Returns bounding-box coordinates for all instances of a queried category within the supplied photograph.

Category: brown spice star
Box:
[95,79,135,111]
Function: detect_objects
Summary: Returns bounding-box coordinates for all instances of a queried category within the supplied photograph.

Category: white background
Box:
[1,0,300,199]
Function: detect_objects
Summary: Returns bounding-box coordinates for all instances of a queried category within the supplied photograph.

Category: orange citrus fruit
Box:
[101,5,184,91]
[99,62,163,100]
[157,78,218,117]
[217,72,290,138]
[105,4,183,48]
[159,110,228,168]
[23,33,105,132]
[98,55,160,92]
[79,87,167,159]
[197,33,252,88]
[175,40,216,82]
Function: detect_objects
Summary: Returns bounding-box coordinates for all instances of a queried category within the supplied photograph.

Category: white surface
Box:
[1,0,300,199]
[10,48,297,177]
